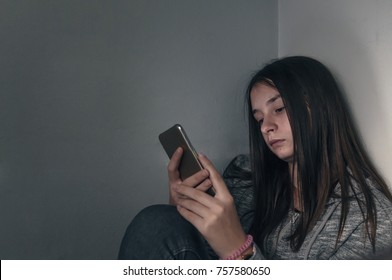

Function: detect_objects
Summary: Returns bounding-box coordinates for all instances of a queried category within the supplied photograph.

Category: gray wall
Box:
[0,0,277,259]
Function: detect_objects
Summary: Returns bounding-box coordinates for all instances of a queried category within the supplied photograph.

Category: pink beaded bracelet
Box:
[223,234,254,260]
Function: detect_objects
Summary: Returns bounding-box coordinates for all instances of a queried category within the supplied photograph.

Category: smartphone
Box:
[159,124,215,195]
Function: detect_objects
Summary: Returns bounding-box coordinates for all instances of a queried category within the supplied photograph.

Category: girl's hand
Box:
[174,153,247,259]
[167,147,213,206]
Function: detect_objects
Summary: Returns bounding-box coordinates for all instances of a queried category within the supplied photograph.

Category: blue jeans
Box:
[118,204,218,260]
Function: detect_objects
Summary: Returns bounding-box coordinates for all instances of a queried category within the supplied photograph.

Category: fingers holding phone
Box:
[167,147,182,183]
[197,154,230,198]
[175,153,247,259]
[167,147,212,205]
[159,124,246,258]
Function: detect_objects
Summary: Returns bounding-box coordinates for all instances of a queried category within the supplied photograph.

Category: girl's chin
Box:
[274,153,294,163]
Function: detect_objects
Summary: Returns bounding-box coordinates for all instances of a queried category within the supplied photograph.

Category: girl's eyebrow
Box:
[252,94,281,115]
[266,94,281,105]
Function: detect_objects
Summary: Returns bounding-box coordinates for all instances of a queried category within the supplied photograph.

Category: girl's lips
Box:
[269,139,284,147]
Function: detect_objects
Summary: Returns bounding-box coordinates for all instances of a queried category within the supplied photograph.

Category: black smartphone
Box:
[159,124,215,195]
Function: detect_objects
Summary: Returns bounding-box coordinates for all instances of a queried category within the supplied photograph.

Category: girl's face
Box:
[250,82,294,163]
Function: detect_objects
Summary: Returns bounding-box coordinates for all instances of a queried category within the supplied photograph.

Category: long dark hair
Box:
[246,56,392,253]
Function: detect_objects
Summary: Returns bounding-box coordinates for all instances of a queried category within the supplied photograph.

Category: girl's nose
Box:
[261,117,276,134]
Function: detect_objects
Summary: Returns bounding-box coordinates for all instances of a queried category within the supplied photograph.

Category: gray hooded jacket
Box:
[223,155,392,259]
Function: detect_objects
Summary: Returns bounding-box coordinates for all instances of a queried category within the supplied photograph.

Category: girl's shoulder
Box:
[366,180,392,217]
[222,154,254,231]
[329,177,392,224]
[223,154,252,189]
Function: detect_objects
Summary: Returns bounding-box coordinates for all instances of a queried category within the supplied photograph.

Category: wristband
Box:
[223,234,254,260]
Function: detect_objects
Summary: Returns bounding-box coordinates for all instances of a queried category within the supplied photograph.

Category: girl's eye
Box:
[275,107,285,113]
[258,119,264,126]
